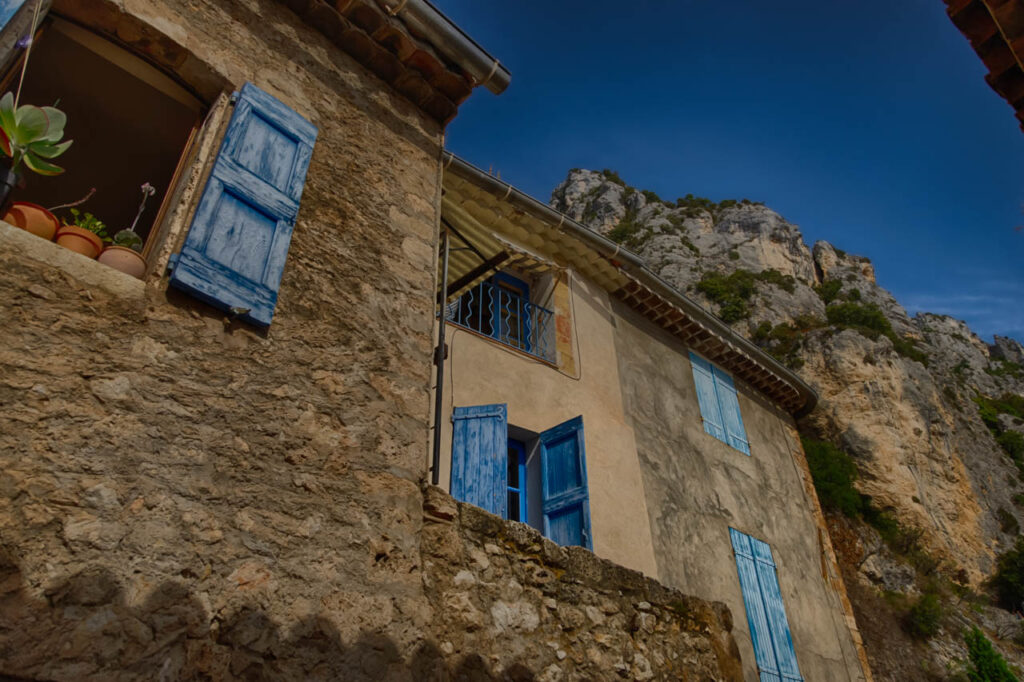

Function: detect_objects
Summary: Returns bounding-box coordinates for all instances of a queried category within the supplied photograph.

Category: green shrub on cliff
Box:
[964,626,1017,681]
[802,438,864,518]
[825,302,929,366]
[906,591,942,639]
[990,537,1024,612]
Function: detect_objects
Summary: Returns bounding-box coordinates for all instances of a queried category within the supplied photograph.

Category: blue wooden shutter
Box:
[168,82,317,327]
[451,404,508,517]
[712,366,750,455]
[690,352,726,442]
[539,416,592,549]
[751,537,802,682]
[730,528,803,682]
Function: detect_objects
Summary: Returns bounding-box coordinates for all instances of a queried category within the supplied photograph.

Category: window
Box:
[2,15,316,326]
[689,352,750,455]
[730,528,803,682]
[450,403,592,549]
[5,18,203,260]
[507,438,527,522]
[447,271,556,363]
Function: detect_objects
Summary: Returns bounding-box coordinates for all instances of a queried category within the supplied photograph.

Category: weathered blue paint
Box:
[168,82,317,327]
[731,528,803,682]
[539,416,592,549]
[713,366,751,455]
[690,352,726,442]
[451,404,508,517]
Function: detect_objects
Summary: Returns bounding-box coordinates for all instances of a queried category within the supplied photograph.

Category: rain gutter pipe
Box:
[441,152,819,417]
[378,0,511,94]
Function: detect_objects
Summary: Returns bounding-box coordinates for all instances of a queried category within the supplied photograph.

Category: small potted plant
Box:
[0,91,72,223]
[97,183,155,279]
[56,208,107,259]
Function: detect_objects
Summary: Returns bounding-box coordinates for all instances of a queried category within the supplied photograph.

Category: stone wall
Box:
[0,0,444,678]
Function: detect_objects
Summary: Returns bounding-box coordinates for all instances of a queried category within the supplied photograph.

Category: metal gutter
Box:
[442,152,819,417]
[378,0,511,95]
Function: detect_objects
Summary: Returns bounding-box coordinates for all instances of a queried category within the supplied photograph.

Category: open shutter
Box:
[168,82,317,327]
[539,416,592,549]
[712,366,750,455]
[731,528,782,682]
[451,404,508,517]
[690,352,726,442]
[751,538,803,682]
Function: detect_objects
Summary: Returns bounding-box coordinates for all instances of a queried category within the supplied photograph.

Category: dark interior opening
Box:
[11,18,202,245]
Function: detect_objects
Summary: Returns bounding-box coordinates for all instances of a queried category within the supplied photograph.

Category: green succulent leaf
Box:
[28,139,71,159]
[0,92,16,136]
[23,150,64,176]
[39,106,66,142]
[13,105,49,145]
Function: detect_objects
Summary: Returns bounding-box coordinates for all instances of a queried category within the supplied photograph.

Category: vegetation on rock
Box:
[698,268,798,322]
[825,302,929,366]
[990,537,1024,612]
[906,590,942,639]
[964,626,1018,681]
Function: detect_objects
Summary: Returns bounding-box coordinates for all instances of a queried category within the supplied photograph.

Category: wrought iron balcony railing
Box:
[446,279,556,363]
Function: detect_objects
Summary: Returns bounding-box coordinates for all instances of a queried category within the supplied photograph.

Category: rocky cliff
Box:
[551,168,1024,678]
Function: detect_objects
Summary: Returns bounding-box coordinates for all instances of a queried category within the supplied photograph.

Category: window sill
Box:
[1,220,146,299]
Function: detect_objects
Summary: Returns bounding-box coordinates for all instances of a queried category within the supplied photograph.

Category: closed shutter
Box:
[690,352,726,442]
[730,528,803,682]
[712,366,750,455]
[750,537,802,681]
[539,416,592,549]
[168,82,317,327]
[451,404,508,517]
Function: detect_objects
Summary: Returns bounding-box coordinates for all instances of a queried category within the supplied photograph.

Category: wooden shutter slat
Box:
[450,403,508,517]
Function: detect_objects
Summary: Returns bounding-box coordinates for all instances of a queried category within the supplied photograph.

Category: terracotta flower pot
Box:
[3,202,60,241]
[55,224,104,259]
[98,245,146,279]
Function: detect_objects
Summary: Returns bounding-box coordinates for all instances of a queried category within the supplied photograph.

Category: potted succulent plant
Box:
[97,183,155,279]
[0,92,72,220]
[56,208,107,259]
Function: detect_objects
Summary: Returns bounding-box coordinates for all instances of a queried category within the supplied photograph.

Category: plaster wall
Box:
[435,272,660,580]
[611,300,867,682]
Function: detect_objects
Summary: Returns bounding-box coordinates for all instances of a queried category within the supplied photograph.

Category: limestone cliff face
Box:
[551,169,1024,584]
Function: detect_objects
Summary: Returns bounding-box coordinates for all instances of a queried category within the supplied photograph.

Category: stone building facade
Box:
[0,0,744,680]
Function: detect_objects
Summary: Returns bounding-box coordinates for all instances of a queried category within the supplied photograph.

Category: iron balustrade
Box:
[446,279,556,363]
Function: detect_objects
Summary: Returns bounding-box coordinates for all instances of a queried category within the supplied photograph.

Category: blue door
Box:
[169,82,318,327]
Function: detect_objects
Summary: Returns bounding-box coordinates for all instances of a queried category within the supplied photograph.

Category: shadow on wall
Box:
[0,549,535,682]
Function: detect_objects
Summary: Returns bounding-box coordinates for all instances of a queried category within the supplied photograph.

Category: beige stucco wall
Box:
[611,300,867,682]
[434,272,660,579]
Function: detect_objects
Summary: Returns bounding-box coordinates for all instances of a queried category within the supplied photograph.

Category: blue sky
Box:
[436,0,1024,343]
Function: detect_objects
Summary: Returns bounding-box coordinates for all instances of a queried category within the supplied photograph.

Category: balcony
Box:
[446,279,556,363]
